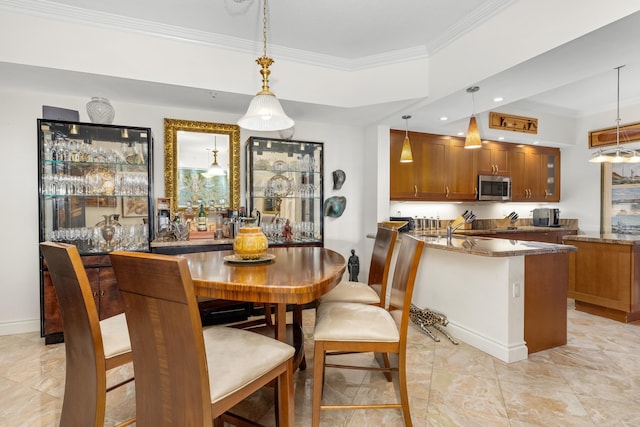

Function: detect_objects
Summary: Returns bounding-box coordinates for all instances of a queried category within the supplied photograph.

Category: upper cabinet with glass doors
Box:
[38,119,154,254]
[246,137,323,246]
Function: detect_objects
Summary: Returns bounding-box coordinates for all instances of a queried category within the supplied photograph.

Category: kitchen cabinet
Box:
[510,146,560,202]
[475,141,510,175]
[38,119,154,344]
[390,130,475,201]
[390,130,561,202]
[246,137,323,246]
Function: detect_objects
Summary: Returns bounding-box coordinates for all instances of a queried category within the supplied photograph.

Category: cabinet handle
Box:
[414,185,417,197]
[445,186,449,198]
[93,291,98,298]
[474,187,478,198]
[544,190,548,198]
[101,290,105,297]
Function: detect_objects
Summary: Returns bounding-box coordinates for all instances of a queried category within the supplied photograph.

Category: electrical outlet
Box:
[512,282,521,298]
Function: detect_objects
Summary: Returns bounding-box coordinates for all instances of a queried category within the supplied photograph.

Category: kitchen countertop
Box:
[451,225,578,236]
[563,233,640,245]
[393,232,577,257]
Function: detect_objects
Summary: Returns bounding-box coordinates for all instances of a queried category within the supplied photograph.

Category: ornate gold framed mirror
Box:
[164,118,240,213]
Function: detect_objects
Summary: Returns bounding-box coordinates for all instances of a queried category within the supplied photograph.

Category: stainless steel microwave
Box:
[478,175,512,201]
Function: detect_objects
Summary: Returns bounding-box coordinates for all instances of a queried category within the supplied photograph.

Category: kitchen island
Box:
[387,233,576,363]
[564,234,640,322]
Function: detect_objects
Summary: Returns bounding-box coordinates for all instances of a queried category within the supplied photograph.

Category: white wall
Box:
[0,88,365,335]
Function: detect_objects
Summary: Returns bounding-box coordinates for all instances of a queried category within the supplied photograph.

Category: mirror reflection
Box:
[164,119,240,214]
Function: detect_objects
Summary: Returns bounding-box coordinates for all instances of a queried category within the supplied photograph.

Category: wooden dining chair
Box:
[39,242,134,427]
[318,226,398,307]
[311,234,425,427]
[109,250,295,427]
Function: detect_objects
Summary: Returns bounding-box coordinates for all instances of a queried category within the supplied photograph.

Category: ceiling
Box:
[3,0,640,147]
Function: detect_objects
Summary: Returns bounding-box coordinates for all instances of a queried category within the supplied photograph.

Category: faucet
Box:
[446,211,476,239]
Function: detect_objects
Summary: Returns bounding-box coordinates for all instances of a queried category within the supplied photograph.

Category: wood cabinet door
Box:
[475,141,510,175]
[98,266,124,320]
[42,271,63,336]
[446,137,476,200]
[525,149,544,199]
[414,133,447,199]
[509,148,528,201]
[390,129,419,200]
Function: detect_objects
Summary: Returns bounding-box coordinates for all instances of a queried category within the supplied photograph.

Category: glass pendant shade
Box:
[201,149,226,178]
[464,116,482,149]
[237,93,295,131]
[400,136,413,162]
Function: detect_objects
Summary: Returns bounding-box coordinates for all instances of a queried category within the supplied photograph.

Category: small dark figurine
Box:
[347,249,359,282]
[282,219,293,243]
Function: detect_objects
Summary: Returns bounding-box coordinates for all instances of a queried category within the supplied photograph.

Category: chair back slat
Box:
[110,251,212,426]
[387,235,425,332]
[368,227,398,306]
[39,241,105,426]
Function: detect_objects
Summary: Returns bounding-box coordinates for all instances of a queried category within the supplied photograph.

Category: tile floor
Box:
[1,300,639,426]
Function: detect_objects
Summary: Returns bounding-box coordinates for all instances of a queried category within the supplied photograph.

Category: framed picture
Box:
[122,197,148,218]
[601,162,640,234]
[85,196,117,208]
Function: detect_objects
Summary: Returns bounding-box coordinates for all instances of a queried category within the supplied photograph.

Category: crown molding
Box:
[426,0,517,55]
[1,0,430,71]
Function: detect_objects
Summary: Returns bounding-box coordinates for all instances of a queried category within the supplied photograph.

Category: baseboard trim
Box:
[0,319,40,336]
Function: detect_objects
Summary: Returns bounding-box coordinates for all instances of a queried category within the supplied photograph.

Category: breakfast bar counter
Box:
[383,232,576,362]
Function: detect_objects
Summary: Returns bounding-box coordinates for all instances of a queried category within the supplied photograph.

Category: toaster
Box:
[532,208,560,227]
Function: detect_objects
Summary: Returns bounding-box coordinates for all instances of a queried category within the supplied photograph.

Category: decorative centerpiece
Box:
[86,97,115,124]
[233,226,268,260]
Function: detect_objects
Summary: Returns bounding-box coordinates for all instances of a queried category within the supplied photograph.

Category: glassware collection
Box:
[246,137,324,246]
[38,119,153,254]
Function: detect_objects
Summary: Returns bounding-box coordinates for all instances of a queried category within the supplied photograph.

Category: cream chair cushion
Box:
[314,302,399,342]
[318,280,381,304]
[204,326,295,403]
[99,313,131,359]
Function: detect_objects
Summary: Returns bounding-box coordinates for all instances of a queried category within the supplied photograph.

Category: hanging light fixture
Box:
[202,137,226,178]
[464,86,482,149]
[589,66,639,163]
[400,115,413,163]
[237,0,294,132]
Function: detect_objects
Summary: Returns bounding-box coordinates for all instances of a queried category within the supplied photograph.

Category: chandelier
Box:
[237,0,295,132]
[589,66,640,163]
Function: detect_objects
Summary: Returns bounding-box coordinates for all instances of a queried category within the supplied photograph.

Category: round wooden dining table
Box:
[181,246,346,345]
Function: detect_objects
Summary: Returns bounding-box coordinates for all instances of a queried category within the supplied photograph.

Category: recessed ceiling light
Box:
[457,131,464,136]
[493,97,503,102]
[440,116,448,121]
[498,136,505,140]
[533,141,540,145]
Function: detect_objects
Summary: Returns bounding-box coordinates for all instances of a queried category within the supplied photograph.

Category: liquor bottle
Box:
[197,203,207,231]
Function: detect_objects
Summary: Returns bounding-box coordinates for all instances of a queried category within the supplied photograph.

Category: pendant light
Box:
[589,66,640,163]
[202,136,226,178]
[237,0,295,131]
[400,115,413,163]
[464,86,482,149]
